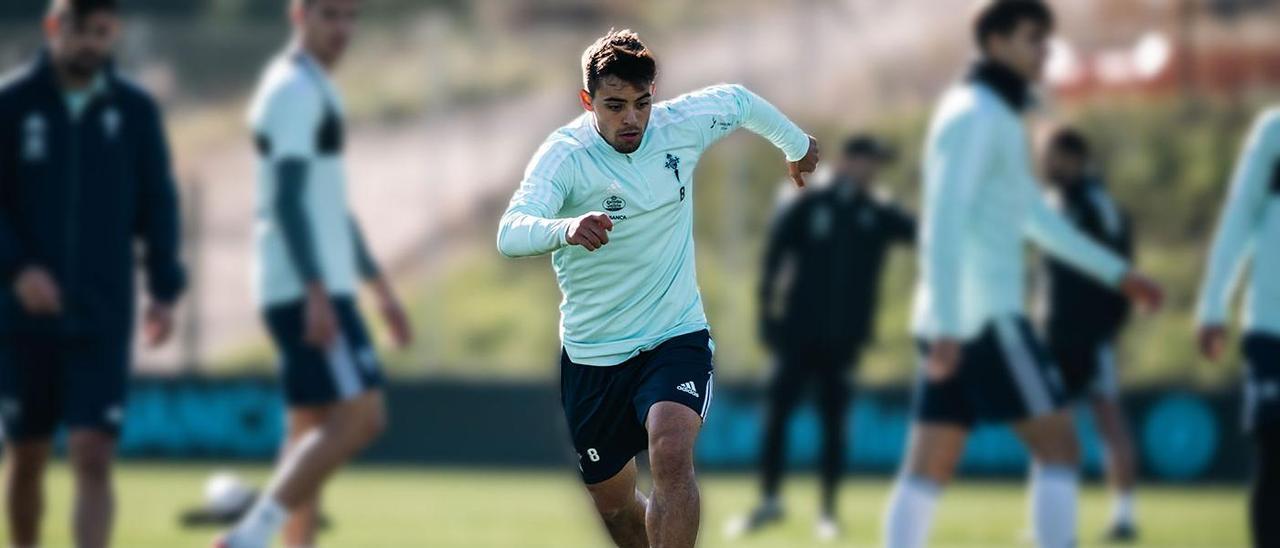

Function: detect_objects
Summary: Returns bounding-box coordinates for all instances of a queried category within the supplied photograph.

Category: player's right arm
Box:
[920,108,993,379]
[1196,110,1280,360]
[0,92,59,316]
[260,80,337,347]
[497,141,613,257]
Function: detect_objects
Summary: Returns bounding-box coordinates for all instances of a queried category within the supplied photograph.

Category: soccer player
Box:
[497,29,818,548]
[1035,127,1140,542]
[0,0,186,546]
[881,2,1162,547]
[1196,108,1280,548]
[218,1,412,547]
[731,135,914,541]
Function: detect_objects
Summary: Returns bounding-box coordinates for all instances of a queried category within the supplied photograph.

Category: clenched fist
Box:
[566,212,615,252]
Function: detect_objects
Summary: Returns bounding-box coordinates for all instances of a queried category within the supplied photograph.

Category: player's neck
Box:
[295,39,336,73]
[968,57,1031,111]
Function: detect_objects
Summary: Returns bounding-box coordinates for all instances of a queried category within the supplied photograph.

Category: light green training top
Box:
[497,84,810,366]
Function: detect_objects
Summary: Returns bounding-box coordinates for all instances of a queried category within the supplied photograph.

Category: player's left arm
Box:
[349,213,412,348]
[884,202,918,244]
[134,96,187,347]
[1023,176,1162,313]
[1196,111,1279,360]
[685,84,819,187]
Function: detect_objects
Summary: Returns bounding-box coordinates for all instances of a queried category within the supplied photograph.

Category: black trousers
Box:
[759,343,859,515]
[1254,427,1280,548]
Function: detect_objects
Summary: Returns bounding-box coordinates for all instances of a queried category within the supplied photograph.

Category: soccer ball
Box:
[203,471,255,515]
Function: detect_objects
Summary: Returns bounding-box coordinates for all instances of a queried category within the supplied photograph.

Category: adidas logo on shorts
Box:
[676,381,700,398]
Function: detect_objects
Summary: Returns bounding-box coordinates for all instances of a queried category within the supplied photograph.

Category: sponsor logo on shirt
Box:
[603,195,626,212]
[21,112,46,163]
[102,108,122,140]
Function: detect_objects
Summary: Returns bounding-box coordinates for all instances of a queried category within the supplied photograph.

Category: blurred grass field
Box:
[5,463,1248,547]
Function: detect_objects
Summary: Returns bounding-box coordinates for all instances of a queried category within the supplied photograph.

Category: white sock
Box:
[883,475,941,548]
[1030,464,1078,548]
[1110,490,1135,527]
[226,495,287,548]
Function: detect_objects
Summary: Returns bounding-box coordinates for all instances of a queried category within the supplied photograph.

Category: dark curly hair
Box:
[581,29,657,96]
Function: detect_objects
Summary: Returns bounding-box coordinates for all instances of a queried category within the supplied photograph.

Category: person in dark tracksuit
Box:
[1033,127,1141,543]
[0,1,185,547]
[728,135,914,542]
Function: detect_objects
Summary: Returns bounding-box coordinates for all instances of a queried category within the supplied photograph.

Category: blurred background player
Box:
[0,0,186,546]
[730,134,914,542]
[218,0,413,547]
[497,29,818,548]
[1034,126,1140,543]
[1196,107,1280,548]
[882,2,1163,547]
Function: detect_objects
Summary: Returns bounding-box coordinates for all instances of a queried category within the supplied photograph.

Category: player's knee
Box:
[1032,434,1080,467]
[590,493,632,521]
[360,407,387,445]
[68,439,114,484]
[648,434,695,483]
[342,397,387,447]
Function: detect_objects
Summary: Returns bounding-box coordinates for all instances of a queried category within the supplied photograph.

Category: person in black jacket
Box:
[0,1,185,546]
[728,135,914,541]
[1035,127,1139,543]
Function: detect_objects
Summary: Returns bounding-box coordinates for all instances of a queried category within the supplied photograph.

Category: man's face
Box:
[1043,146,1086,187]
[298,0,359,67]
[46,10,119,82]
[580,75,654,154]
[837,154,880,186]
[987,19,1051,82]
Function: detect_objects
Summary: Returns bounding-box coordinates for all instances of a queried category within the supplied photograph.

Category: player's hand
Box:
[926,338,962,382]
[1198,324,1227,363]
[304,284,339,349]
[143,301,176,348]
[14,266,62,316]
[1119,271,1164,314]
[374,278,413,349]
[787,136,820,188]
[566,212,614,252]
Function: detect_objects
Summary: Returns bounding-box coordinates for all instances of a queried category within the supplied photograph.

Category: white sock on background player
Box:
[1111,490,1135,526]
[1030,464,1078,548]
[225,495,287,548]
[883,475,940,548]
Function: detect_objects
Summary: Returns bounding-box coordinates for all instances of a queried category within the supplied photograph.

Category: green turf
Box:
[3,463,1247,547]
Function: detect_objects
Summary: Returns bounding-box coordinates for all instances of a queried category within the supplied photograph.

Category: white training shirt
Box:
[248,51,357,307]
[912,80,1130,341]
[1198,108,1280,337]
[497,84,811,366]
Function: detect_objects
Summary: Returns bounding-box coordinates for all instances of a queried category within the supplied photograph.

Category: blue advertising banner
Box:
[106,378,1245,481]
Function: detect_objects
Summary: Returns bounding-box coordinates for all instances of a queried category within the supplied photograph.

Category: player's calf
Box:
[4,440,51,548]
[645,402,701,548]
[1015,411,1082,548]
[68,431,117,548]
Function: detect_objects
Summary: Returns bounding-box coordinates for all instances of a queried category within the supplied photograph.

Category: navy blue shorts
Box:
[560,330,715,485]
[262,296,383,408]
[1243,333,1280,435]
[1047,337,1121,402]
[0,335,130,441]
[914,316,1067,428]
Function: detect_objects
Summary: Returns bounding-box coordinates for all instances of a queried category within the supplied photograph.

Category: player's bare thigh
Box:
[586,459,641,514]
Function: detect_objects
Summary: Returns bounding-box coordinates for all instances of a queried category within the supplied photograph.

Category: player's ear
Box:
[578,89,594,112]
[42,13,61,42]
[289,2,306,27]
